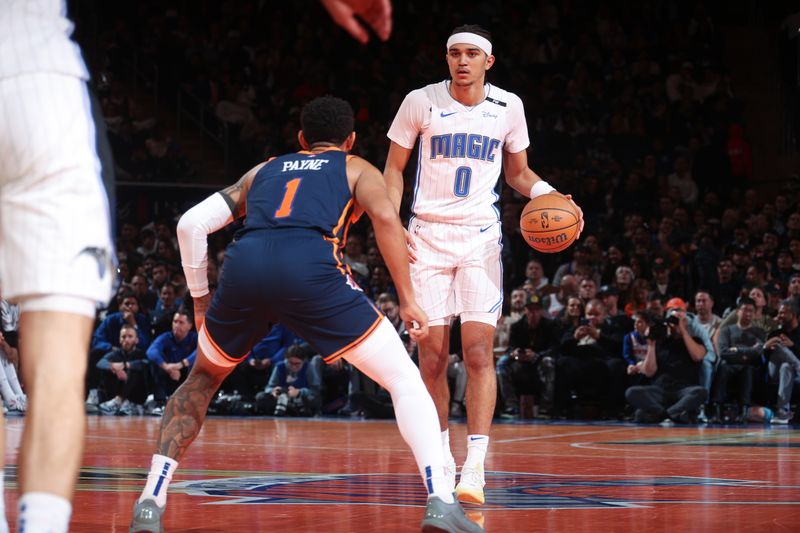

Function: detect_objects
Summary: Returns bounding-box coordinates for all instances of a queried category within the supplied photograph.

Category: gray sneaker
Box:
[129,499,164,533]
[421,496,484,532]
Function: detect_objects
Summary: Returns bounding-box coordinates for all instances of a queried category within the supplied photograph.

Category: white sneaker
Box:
[86,389,99,405]
[444,457,457,492]
[99,397,121,415]
[6,397,25,413]
[455,463,485,504]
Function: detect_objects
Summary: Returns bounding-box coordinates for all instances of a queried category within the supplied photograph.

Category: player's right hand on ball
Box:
[400,303,428,342]
[561,193,584,239]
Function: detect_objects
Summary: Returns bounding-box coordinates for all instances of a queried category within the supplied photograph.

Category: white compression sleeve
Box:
[344,318,453,498]
[176,193,233,297]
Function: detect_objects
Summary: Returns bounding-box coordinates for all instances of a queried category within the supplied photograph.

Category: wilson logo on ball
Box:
[520,194,579,253]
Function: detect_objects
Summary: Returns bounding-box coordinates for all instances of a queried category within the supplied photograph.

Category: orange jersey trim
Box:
[297,147,344,155]
[202,327,250,364]
[324,313,383,364]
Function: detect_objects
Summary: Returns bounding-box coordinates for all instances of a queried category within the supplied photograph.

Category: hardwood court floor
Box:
[3,416,799,532]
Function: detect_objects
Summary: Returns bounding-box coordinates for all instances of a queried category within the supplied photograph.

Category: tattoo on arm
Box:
[156,371,219,461]
[219,174,250,219]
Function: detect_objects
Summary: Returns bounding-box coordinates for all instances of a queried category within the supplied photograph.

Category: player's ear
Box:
[298,131,309,150]
[343,131,356,152]
[485,54,495,70]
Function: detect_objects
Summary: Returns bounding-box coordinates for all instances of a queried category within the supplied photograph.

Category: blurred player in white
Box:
[384,24,583,504]
[0,1,115,531]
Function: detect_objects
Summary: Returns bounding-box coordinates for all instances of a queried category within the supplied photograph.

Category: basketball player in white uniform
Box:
[0,1,114,531]
[384,24,583,504]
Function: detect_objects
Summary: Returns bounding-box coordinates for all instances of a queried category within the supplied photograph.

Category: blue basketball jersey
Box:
[204,148,381,363]
[241,148,357,243]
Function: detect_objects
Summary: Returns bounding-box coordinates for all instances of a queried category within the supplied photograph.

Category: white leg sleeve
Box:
[344,318,452,496]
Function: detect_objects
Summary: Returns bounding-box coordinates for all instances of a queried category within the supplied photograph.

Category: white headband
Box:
[446,32,492,56]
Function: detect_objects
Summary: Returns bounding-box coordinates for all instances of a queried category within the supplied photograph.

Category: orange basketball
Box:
[520,193,580,253]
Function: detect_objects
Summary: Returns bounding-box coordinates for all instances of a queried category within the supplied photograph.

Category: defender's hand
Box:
[400,302,428,343]
[320,0,392,43]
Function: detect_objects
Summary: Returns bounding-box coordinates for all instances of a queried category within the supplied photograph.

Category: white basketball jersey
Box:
[387,81,530,227]
[0,0,89,80]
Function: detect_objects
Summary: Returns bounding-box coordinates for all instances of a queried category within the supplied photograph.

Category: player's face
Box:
[446,44,494,86]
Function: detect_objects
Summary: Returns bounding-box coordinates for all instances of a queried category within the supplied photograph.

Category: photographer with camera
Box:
[257,342,321,416]
[624,302,708,424]
[497,294,560,416]
[763,300,800,424]
[713,297,767,423]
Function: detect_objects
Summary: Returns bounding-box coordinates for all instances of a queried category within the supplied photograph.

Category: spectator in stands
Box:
[711,258,740,316]
[0,327,25,414]
[149,260,170,295]
[555,299,626,418]
[150,283,182,338]
[494,287,527,357]
[520,259,553,296]
[763,300,800,424]
[714,297,767,423]
[542,274,578,318]
[97,324,150,415]
[578,277,598,306]
[497,294,560,416]
[130,274,158,313]
[88,293,152,411]
[146,310,197,410]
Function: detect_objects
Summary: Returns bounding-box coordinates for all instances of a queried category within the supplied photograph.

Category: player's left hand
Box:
[320,0,392,43]
[400,302,428,342]
[562,193,584,239]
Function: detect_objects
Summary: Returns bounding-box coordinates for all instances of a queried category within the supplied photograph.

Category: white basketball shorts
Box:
[0,73,113,313]
[409,217,503,327]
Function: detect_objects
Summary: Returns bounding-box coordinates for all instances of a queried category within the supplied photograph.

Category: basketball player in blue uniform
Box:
[130,97,482,533]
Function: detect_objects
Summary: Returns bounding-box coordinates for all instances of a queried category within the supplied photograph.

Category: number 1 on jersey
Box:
[274,178,302,218]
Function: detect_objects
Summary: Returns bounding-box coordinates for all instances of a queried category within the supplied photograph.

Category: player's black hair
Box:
[300,96,354,146]
[450,24,492,44]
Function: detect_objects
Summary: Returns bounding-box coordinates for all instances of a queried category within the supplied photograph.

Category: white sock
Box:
[17,492,71,533]
[441,429,455,465]
[139,454,178,508]
[465,435,489,468]
[3,360,24,398]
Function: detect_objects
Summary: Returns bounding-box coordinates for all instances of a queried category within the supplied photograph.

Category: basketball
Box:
[520,193,580,253]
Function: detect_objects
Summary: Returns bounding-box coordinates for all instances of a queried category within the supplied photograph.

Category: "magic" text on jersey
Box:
[429,134,501,162]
